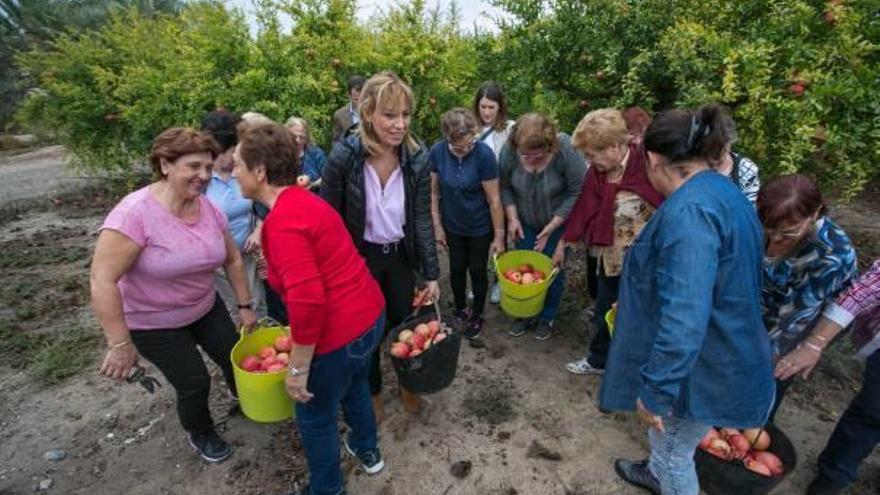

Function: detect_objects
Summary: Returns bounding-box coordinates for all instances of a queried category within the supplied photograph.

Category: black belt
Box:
[363,240,403,255]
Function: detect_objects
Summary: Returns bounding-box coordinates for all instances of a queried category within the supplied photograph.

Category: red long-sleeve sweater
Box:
[262,187,385,355]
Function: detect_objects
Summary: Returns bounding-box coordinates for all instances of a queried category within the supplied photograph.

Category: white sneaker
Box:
[565,357,604,375]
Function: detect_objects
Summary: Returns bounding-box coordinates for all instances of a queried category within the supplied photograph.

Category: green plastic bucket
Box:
[494,250,559,318]
[605,306,616,337]
[230,325,294,423]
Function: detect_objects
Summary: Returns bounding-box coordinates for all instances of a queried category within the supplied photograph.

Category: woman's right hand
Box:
[551,241,566,266]
[100,344,139,382]
[507,217,524,244]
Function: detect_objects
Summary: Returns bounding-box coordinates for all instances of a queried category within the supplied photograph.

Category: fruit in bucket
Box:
[238,331,294,374]
[521,272,535,284]
[240,355,261,372]
[697,426,784,476]
[504,263,546,285]
[275,352,290,365]
[699,428,720,450]
[259,346,277,359]
[742,428,771,450]
[745,458,772,476]
[517,263,533,273]
[275,335,292,352]
[753,451,783,476]
[390,319,452,360]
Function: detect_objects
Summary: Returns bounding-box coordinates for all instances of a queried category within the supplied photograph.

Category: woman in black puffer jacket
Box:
[322,71,440,421]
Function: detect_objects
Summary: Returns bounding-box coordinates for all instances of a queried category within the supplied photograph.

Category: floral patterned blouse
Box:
[590,191,656,277]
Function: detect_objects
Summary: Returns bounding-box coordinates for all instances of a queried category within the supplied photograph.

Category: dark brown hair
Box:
[509,112,560,155]
[643,103,732,167]
[473,81,509,131]
[621,106,652,138]
[237,122,300,186]
[441,107,479,141]
[757,174,827,228]
[149,128,219,179]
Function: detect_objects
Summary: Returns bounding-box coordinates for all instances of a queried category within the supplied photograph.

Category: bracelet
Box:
[810,334,829,342]
[288,366,309,377]
[237,303,253,310]
[109,340,131,349]
[802,341,824,353]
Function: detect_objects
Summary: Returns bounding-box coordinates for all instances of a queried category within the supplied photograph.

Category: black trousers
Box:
[586,254,598,300]
[446,230,493,316]
[130,295,238,434]
[587,269,620,369]
[264,281,289,326]
[362,242,416,396]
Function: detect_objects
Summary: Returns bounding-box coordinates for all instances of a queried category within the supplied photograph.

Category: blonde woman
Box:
[322,72,440,420]
[285,116,327,189]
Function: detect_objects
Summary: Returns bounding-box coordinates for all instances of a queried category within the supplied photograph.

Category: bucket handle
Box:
[237,316,285,341]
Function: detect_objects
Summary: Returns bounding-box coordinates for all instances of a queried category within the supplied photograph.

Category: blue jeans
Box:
[816,349,880,487]
[648,416,710,495]
[295,312,385,495]
[514,223,565,323]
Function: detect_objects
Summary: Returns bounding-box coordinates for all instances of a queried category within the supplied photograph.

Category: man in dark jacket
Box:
[331,75,366,144]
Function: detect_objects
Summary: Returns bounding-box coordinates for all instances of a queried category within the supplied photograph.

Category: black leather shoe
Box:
[614,458,660,494]
[187,429,232,463]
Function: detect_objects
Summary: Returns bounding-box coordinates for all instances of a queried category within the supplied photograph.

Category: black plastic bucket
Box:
[387,311,462,395]
[695,423,797,495]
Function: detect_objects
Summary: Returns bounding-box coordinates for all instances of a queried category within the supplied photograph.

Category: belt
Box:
[363,240,403,255]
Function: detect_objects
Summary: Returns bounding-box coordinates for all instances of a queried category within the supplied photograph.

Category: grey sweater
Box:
[499,133,587,228]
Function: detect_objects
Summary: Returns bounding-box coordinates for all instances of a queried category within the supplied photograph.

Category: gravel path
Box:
[0,145,86,206]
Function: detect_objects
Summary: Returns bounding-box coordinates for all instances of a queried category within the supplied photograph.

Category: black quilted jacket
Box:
[321,135,440,281]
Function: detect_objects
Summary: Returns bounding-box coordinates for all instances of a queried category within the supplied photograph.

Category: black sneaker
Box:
[187,429,232,463]
[614,459,660,494]
[343,438,385,475]
[807,475,846,495]
[533,320,555,341]
[464,315,484,339]
[509,318,536,337]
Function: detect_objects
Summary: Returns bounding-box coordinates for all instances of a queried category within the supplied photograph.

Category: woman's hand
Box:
[490,236,505,256]
[774,343,823,380]
[507,217,524,245]
[243,229,261,254]
[636,398,665,433]
[239,308,258,332]
[551,241,566,266]
[100,343,139,382]
[425,280,441,303]
[434,225,447,250]
[285,372,314,403]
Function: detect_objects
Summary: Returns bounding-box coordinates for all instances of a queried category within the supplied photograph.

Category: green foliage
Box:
[13,0,880,196]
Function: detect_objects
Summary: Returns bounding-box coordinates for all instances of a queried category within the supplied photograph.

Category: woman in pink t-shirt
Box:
[90,128,257,463]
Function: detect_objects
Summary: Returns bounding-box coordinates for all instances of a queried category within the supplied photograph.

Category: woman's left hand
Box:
[636,398,665,433]
[425,280,441,304]
[285,372,314,403]
[774,343,822,380]
[243,230,261,254]
[490,237,505,256]
[239,308,258,332]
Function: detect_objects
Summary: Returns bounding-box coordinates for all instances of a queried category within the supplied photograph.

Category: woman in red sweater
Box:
[233,122,386,495]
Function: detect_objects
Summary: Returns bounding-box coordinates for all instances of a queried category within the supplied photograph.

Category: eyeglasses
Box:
[518,148,549,162]
[448,136,476,154]
[765,217,814,242]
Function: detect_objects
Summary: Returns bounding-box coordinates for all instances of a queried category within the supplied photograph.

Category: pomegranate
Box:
[427,320,440,334]
[433,332,447,344]
[275,352,290,365]
[267,363,286,373]
[240,356,261,372]
[521,272,535,284]
[742,428,771,451]
[753,451,783,476]
[533,270,545,279]
[719,428,740,440]
[699,428,720,450]
[517,263,533,273]
[259,346,277,360]
[411,333,426,350]
[409,349,423,358]
[390,342,410,359]
[398,329,414,344]
[260,357,277,371]
[745,459,772,477]
[511,272,523,283]
[727,434,751,459]
[275,335,292,352]
[414,323,431,338]
[709,438,732,457]
[706,447,730,460]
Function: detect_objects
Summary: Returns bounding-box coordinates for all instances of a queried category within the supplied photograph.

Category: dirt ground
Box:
[0,150,877,495]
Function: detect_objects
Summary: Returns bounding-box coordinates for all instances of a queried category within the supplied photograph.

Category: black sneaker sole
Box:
[187,436,232,463]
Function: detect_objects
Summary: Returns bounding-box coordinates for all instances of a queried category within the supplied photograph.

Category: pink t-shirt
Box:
[100,186,229,330]
[363,162,405,244]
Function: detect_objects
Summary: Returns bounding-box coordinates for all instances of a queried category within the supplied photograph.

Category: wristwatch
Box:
[288,366,309,377]
[237,303,253,310]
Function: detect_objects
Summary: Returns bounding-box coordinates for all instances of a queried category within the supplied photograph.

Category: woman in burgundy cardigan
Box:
[553,108,663,376]
[233,121,386,495]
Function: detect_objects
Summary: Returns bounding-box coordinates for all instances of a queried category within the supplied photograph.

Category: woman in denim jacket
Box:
[601,104,775,495]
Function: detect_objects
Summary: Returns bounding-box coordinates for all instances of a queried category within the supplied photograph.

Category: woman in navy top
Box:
[430,108,505,337]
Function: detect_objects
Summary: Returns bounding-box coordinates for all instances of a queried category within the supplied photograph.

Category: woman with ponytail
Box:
[599,104,775,495]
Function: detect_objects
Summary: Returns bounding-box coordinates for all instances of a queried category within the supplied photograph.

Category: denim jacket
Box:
[599,171,775,428]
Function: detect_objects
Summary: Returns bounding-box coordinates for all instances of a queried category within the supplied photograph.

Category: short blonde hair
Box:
[510,113,559,155]
[285,116,312,146]
[358,71,418,156]
[572,108,630,152]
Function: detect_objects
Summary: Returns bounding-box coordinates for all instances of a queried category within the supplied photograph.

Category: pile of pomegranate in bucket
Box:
[699,427,784,477]
[238,335,292,374]
[501,263,546,285]
[389,320,450,359]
